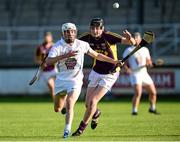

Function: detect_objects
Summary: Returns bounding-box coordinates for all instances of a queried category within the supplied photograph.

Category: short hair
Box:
[45,32,52,36]
[90,18,104,27]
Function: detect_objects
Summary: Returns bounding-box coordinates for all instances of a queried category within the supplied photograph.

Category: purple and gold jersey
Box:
[79,31,122,74]
[36,43,55,71]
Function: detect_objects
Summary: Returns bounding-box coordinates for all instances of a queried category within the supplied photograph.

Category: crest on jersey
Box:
[65,57,77,69]
[101,43,106,50]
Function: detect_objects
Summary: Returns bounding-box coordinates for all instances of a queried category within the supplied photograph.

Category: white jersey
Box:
[48,38,91,82]
[123,46,151,72]
[123,46,153,86]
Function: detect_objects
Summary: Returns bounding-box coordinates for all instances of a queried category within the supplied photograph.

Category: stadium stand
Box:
[0,0,180,66]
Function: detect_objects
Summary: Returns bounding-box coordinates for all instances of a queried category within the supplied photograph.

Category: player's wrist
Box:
[130,37,136,46]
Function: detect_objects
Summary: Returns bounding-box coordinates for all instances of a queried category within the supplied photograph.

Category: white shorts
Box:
[130,70,153,86]
[54,79,82,96]
[41,69,57,82]
[88,70,119,91]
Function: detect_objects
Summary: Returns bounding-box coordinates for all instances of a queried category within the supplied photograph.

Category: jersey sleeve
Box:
[143,47,151,60]
[36,45,46,61]
[78,32,90,42]
[105,31,122,44]
[83,42,92,54]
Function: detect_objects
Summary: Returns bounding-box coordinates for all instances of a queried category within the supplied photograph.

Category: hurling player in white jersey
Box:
[46,22,121,138]
[123,32,159,115]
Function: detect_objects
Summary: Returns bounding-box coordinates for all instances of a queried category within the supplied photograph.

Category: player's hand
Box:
[147,63,153,68]
[116,60,124,67]
[41,62,48,69]
[123,30,132,40]
[65,50,78,58]
[123,30,136,45]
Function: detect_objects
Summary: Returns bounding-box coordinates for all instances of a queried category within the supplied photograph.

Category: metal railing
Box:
[0,24,180,58]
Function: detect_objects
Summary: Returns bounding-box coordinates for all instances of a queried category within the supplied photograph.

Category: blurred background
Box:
[0,0,180,97]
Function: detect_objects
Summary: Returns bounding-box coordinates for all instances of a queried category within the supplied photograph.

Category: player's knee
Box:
[149,88,156,96]
[153,90,157,96]
[150,92,157,97]
[134,92,141,98]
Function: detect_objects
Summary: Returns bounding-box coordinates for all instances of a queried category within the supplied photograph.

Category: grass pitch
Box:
[0,96,180,141]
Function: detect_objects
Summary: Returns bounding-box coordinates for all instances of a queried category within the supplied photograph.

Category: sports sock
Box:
[78,121,87,131]
[64,124,71,132]
[150,104,156,111]
[132,107,137,113]
[92,109,100,119]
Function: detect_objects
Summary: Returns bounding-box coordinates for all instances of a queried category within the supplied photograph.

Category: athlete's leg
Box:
[144,83,157,112]
[83,85,107,124]
[84,72,118,122]
[72,85,108,136]
[63,90,80,138]
[85,86,96,108]
[47,76,55,101]
[54,92,67,113]
[72,72,118,136]
[143,73,159,114]
[132,84,142,115]
[48,74,66,114]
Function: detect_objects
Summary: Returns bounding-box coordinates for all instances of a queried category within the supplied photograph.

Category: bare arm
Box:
[46,51,78,65]
[35,47,44,65]
[146,57,153,68]
[121,30,136,45]
[87,48,118,65]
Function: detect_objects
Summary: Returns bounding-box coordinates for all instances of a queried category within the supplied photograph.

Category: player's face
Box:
[45,35,53,43]
[90,26,104,38]
[63,29,77,43]
[134,35,142,45]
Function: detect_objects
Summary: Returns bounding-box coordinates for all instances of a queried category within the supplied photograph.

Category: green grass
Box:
[0,96,180,141]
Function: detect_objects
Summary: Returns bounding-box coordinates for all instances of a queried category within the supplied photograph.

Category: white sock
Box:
[64,124,71,132]
[150,104,156,111]
[132,107,137,113]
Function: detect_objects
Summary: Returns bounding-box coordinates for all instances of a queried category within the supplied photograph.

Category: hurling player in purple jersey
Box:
[72,18,136,136]
[35,32,57,101]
